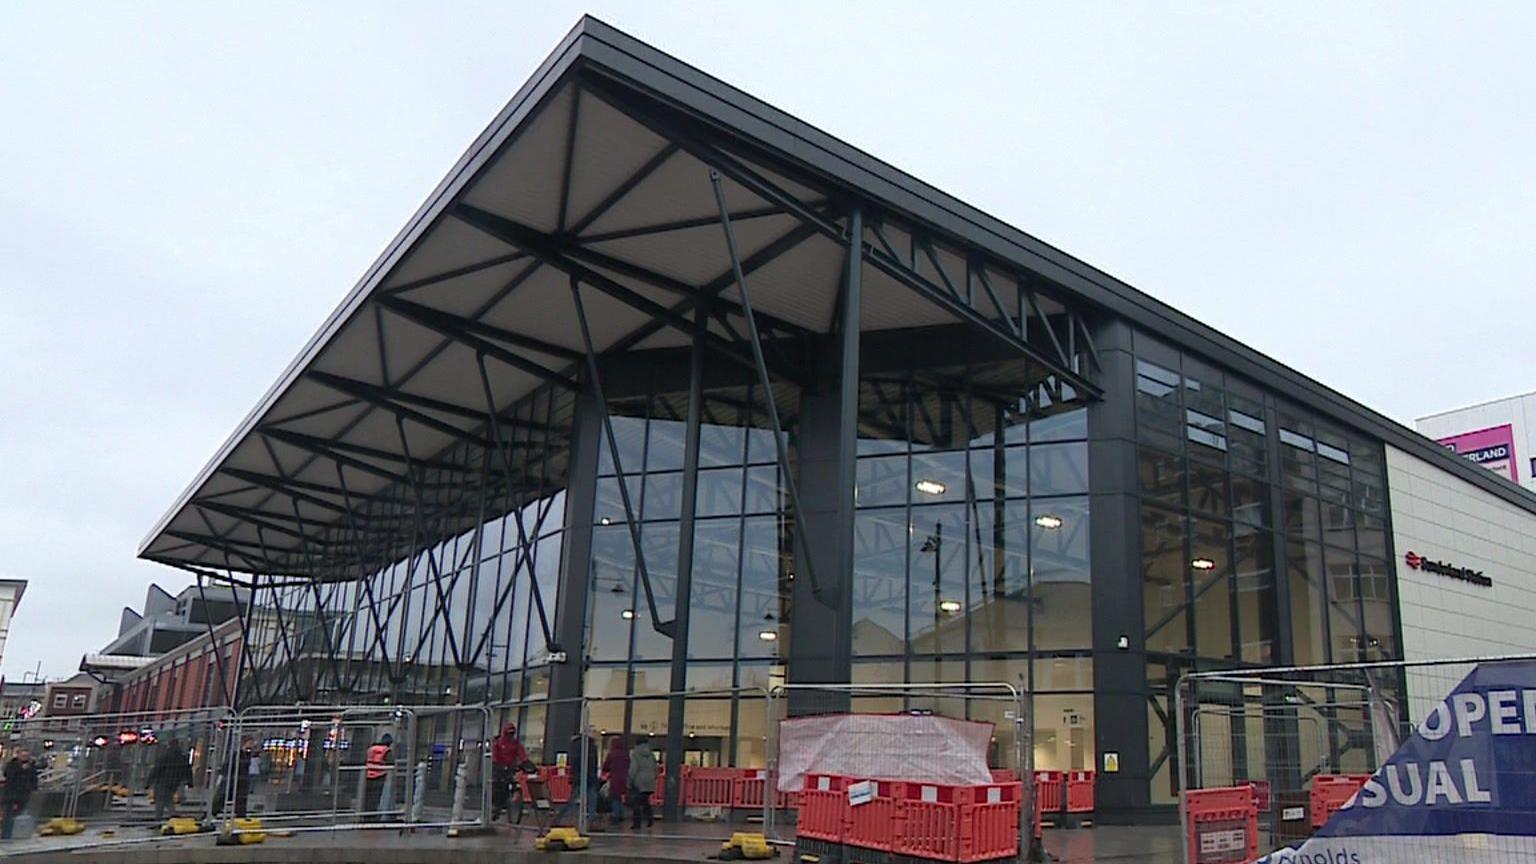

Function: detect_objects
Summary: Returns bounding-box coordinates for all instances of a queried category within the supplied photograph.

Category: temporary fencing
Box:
[0,707,232,847]
[764,682,1037,862]
[1175,653,1536,864]
[218,702,492,837]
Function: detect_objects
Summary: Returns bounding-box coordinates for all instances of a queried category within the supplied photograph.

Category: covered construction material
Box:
[776,713,993,791]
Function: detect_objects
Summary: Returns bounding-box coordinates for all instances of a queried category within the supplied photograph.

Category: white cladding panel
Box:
[1387,443,1536,662]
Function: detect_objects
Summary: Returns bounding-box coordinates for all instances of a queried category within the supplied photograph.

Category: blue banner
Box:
[1255,660,1536,862]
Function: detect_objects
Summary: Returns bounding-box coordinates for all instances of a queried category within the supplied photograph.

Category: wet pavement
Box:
[0,821,1183,863]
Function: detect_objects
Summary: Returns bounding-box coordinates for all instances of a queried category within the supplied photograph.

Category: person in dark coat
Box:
[148,739,193,821]
[1,749,39,840]
[554,731,599,827]
[599,736,629,828]
[225,737,257,818]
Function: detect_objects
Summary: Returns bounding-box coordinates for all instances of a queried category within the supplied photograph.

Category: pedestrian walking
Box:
[628,738,657,830]
[1,749,39,840]
[554,730,599,828]
[148,739,193,822]
[226,737,257,817]
[599,736,629,828]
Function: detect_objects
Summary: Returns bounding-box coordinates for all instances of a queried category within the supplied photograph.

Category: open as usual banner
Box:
[1255,660,1536,863]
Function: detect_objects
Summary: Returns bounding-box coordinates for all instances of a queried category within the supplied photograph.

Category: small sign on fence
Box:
[1195,821,1250,864]
[847,780,874,807]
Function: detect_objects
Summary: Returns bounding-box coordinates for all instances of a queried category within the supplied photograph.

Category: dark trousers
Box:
[491,766,522,821]
[1,800,25,839]
[628,785,653,828]
[153,785,178,820]
[233,780,250,818]
[364,776,386,821]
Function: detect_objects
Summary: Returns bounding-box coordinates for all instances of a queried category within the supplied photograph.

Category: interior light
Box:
[599,517,612,526]
[621,609,636,620]
[938,599,962,614]
[757,630,779,642]
[1034,514,1064,530]
[914,479,947,496]
[1191,558,1217,571]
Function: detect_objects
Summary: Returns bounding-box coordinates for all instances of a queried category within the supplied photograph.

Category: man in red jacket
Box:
[491,723,535,824]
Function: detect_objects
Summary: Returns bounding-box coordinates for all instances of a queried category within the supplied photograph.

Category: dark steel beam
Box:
[375,296,580,388]
[709,169,826,601]
[454,203,812,342]
[306,371,497,451]
[378,252,528,296]
[569,274,674,638]
[566,141,680,236]
[576,204,793,245]
[376,295,583,363]
[474,353,558,654]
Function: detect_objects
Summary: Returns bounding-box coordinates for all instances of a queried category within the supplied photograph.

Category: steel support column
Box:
[662,295,710,820]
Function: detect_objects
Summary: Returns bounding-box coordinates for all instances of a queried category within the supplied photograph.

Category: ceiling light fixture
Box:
[1034,514,1064,529]
[757,630,779,642]
[938,599,962,614]
[914,479,947,496]
[1191,558,1217,571]
[599,516,612,526]
[621,609,635,620]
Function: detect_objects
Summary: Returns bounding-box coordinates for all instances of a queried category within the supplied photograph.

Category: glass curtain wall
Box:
[850,359,1092,771]
[236,384,575,765]
[1132,336,1398,803]
[585,371,795,769]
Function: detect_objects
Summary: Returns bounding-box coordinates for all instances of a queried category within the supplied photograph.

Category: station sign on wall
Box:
[1437,424,1519,483]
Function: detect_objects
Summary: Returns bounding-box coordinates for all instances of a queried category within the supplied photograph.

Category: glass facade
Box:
[851,360,1093,771]
[585,373,795,768]
[229,323,1405,812]
[1132,335,1400,803]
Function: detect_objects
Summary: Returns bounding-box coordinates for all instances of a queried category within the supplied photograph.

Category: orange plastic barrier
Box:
[1065,770,1095,814]
[798,774,850,843]
[735,769,795,810]
[651,765,665,807]
[989,768,1019,783]
[683,766,738,808]
[846,779,904,852]
[1309,774,1370,829]
[546,766,572,804]
[896,781,1022,863]
[1034,770,1065,814]
[1184,786,1259,864]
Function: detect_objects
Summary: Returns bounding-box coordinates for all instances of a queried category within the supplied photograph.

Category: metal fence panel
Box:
[1177,654,1536,864]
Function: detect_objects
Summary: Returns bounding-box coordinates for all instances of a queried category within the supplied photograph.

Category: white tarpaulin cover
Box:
[776,713,995,792]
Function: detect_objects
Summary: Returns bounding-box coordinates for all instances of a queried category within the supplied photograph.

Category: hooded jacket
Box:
[492,724,531,769]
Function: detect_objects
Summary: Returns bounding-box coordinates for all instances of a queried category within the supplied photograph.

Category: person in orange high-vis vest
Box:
[363,733,392,821]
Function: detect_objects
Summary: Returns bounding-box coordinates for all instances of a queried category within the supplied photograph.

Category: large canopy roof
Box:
[139,16,1536,580]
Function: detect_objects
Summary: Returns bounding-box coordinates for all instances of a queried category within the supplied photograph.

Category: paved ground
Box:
[0,821,1183,863]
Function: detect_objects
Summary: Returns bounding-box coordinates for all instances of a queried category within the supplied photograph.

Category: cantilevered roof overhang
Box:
[140,15,1536,581]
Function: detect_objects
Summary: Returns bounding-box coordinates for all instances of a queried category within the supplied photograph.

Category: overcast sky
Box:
[3,2,1533,681]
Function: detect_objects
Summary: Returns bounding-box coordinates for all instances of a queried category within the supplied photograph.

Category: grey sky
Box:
[3,2,1533,680]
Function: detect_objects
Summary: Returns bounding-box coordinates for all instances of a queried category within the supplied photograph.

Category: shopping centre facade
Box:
[137,18,1536,822]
